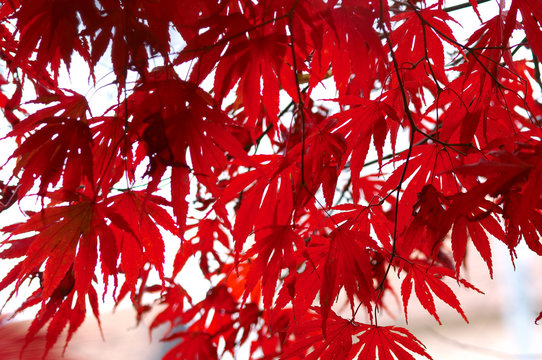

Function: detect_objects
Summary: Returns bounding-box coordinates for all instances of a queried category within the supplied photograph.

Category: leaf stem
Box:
[287,15,307,187]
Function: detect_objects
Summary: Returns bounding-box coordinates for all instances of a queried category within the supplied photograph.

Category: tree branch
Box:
[443,0,491,13]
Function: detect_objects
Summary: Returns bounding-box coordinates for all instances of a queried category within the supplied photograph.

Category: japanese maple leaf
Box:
[7,92,93,199]
[436,72,499,146]
[446,142,542,257]
[313,2,387,97]
[243,225,304,310]
[320,226,377,331]
[21,280,101,360]
[351,324,433,360]
[126,67,252,230]
[400,261,479,324]
[304,129,347,207]
[12,0,97,78]
[272,233,328,323]
[149,282,192,339]
[513,0,542,61]
[8,201,99,299]
[463,12,516,75]
[0,195,129,354]
[327,203,394,253]
[172,219,231,278]
[182,292,259,357]
[392,7,459,88]
[105,191,177,293]
[161,332,218,360]
[281,309,356,360]
[434,14,518,146]
[450,201,504,277]
[175,11,304,130]
[85,0,172,84]
[331,99,391,203]
[217,153,300,255]
[159,284,238,352]
[2,188,175,319]
[401,184,449,257]
[380,144,462,237]
[221,130,345,265]
[156,283,259,358]
[282,309,433,360]
[89,115,143,196]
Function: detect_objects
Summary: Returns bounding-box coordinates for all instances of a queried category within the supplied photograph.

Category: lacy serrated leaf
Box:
[351,324,433,360]
[401,262,469,324]
[8,93,93,198]
[320,227,375,332]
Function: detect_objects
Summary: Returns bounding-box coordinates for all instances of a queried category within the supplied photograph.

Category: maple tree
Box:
[1,0,542,358]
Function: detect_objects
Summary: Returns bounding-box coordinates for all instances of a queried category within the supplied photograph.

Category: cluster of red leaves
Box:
[1,0,542,359]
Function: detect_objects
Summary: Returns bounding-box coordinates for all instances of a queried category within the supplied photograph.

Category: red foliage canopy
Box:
[1,0,542,358]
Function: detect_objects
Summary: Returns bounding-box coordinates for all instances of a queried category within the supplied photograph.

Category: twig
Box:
[532,54,542,94]
[443,0,491,13]
[287,12,307,186]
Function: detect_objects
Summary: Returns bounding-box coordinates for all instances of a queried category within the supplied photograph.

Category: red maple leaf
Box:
[12,0,96,78]
[319,226,377,331]
[7,92,93,199]
[400,261,481,324]
[351,323,433,360]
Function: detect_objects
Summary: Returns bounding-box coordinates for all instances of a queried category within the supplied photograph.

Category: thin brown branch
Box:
[443,0,491,13]
[532,54,542,94]
[287,15,307,186]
